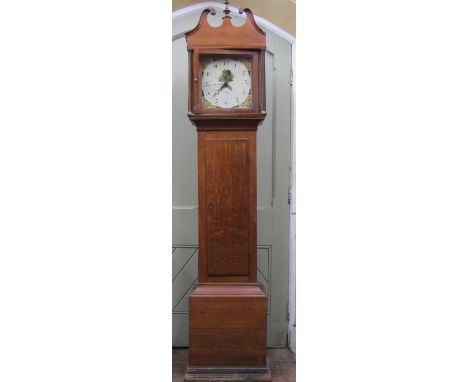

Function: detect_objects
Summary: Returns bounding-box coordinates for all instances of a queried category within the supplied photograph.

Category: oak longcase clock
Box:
[184,2,270,381]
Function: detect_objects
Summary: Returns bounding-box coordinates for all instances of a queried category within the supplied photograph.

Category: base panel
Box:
[188,283,268,367]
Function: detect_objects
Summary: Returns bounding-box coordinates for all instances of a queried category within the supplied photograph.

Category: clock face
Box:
[200,56,252,109]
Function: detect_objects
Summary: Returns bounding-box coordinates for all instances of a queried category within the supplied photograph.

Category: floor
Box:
[173,348,296,382]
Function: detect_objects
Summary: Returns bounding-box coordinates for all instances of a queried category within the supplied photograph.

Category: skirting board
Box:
[184,365,271,382]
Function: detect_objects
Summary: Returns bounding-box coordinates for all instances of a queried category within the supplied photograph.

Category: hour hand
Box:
[214,82,231,96]
[213,84,225,96]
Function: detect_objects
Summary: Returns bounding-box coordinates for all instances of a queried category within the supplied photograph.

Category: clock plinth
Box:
[184,4,270,381]
[185,283,271,381]
[188,284,267,367]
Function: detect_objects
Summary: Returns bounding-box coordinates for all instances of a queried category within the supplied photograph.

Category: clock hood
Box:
[185,7,266,50]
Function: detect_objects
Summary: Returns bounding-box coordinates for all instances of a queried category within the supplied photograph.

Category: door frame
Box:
[172,3,296,352]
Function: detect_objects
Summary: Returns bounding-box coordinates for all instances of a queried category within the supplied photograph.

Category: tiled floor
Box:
[173,348,296,382]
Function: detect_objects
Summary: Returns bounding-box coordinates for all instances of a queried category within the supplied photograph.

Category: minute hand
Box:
[214,82,232,96]
[204,82,224,87]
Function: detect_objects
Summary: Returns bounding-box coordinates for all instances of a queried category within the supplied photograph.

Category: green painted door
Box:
[172,9,291,348]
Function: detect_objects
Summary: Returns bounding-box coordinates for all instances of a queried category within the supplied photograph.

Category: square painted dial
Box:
[200,56,252,109]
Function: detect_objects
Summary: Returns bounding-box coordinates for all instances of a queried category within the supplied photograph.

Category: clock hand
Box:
[213,69,234,95]
[205,82,224,87]
[214,82,229,96]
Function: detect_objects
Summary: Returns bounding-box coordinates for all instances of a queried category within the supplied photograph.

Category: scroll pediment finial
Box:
[185,1,266,49]
[223,0,232,18]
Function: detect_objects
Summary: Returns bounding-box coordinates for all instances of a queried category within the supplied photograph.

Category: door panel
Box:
[205,136,250,276]
[173,9,291,347]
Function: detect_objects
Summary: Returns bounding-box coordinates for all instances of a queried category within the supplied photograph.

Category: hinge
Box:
[289,68,293,86]
[288,186,292,204]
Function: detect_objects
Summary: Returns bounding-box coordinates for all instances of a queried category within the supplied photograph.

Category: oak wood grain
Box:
[198,130,257,283]
[189,328,266,366]
[205,136,249,276]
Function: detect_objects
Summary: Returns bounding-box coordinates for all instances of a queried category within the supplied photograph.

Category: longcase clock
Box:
[184,2,270,381]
